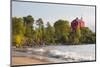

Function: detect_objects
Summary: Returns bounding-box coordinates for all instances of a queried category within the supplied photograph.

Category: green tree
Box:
[23,15,34,46]
[36,18,43,27]
[34,18,44,46]
[54,19,70,44]
[23,15,34,37]
[23,15,34,26]
[45,22,55,45]
[12,17,25,47]
[12,16,96,47]
[80,27,96,44]
[12,17,25,35]
[73,26,81,44]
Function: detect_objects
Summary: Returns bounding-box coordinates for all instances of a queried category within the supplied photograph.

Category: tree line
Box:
[12,15,96,47]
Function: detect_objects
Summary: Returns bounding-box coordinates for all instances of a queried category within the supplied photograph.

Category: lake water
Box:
[30,44,96,62]
[13,44,96,63]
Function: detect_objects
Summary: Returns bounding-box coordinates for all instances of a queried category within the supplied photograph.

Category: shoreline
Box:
[12,44,95,65]
[12,56,50,65]
[12,44,95,48]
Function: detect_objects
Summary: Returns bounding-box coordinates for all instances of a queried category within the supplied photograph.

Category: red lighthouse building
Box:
[71,17,85,32]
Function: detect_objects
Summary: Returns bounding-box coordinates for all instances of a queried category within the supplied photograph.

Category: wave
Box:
[26,48,95,62]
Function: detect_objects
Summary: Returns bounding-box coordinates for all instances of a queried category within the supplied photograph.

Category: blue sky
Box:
[12,1,95,32]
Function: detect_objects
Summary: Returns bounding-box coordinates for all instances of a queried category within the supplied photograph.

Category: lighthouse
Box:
[71,17,85,32]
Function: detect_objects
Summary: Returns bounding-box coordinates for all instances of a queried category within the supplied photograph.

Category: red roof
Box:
[71,17,85,31]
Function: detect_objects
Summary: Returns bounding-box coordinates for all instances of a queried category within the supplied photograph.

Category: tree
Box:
[12,16,96,47]
[23,15,35,46]
[34,18,44,46]
[23,15,34,26]
[54,19,70,44]
[12,17,25,35]
[13,34,24,47]
[80,27,96,44]
[45,22,55,45]
[23,15,34,37]
[12,17,25,47]
[73,26,81,44]
[36,18,43,27]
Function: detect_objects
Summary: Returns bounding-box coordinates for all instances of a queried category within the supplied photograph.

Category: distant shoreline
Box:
[12,44,95,48]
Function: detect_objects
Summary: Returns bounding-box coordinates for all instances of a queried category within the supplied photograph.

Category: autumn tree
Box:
[12,17,25,47]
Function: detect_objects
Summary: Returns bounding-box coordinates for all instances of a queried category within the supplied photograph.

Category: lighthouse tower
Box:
[71,17,85,32]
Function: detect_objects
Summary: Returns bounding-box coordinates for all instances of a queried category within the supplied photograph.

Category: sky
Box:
[12,1,96,32]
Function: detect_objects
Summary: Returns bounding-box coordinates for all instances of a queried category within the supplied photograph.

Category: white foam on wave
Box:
[26,47,95,62]
[45,49,94,62]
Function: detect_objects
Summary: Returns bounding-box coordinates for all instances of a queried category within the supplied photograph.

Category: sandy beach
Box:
[12,56,50,65]
[12,44,95,66]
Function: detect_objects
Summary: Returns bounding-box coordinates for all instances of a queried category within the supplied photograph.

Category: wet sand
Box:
[12,56,50,65]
